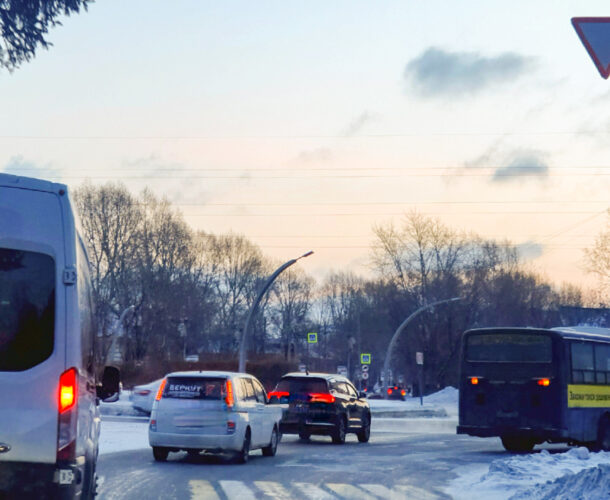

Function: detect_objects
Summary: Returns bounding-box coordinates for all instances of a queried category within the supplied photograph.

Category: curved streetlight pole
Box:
[238,251,314,373]
[382,297,461,399]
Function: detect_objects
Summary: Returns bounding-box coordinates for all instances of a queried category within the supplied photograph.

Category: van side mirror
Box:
[97,366,121,402]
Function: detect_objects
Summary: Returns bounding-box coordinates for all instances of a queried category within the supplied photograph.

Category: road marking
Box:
[293,482,337,500]
[189,480,220,500]
[254,481,292,499]
[360,484,400,499]
[326,483,370,499]
[219,480,256,500]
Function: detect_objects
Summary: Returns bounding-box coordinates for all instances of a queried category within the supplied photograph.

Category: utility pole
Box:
[382,297,461,400]
[238,251,313,373]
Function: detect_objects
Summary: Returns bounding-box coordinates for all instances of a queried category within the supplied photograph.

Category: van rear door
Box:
[155,376,230,435]
[0,186,65,464]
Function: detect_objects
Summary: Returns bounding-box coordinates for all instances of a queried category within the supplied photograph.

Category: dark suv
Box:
[270,372,371,444]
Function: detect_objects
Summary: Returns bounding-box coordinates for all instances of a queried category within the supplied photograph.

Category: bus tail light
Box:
[57,368,78,461]
[225,379,234,408]
[155,378,167,401]
[536,378,550,387]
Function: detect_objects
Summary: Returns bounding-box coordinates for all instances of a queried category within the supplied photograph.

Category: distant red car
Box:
[386,385,407,401]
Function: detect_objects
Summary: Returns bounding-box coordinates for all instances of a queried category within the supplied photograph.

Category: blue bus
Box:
[457,326,610,452]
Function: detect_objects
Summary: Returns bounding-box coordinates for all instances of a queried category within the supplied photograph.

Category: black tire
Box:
[236,429,251,464]
[298,431,310,441]
[597,417,610,451]
[357,413,371,443]
[262,427,279,457]
[152,446,169,462]
[501,435,535,453]
[331,416,347,444]
[81,459,96,499]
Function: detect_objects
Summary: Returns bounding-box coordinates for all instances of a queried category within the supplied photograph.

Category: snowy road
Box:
[97,419,504,500]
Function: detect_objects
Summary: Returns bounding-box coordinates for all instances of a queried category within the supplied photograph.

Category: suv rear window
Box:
[163,377,225,400]
[276,377,329,394]
[0,248,55,371]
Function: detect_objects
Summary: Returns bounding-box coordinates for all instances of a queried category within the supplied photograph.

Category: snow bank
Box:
[511,463,610,500]
[447,447,610,500]
[99,420,149,455]
[424,386,458,405]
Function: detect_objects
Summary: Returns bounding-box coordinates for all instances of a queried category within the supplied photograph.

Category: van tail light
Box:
[227,421,236,434]
[57,368,78,461]
[225,380,234,408]
[155,379,167,401]
[309,393,335,403]
[536,378,551,387]
[469,377,481,385]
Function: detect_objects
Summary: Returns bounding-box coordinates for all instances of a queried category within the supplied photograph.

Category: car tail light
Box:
[401,390,406,397]
[155,379,167,401]
[469,377,480,385]
[225,379,234,408]
[387,388,393,395]
[149,419,157,431]
[227,421,236,434]
[268,391,289,399]
[57,368,78,461]
[536,378,551,387]
[309,393,335,403]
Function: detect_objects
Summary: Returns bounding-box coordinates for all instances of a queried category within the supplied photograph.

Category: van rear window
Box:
[164,377,225,400]
[0,248,55,371]
[466,333,552,363]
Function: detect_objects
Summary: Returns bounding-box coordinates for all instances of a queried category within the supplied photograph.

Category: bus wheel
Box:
[597,417,610,451]
[501,435,535,453]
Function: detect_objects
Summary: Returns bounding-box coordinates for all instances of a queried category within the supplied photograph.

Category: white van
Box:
[149,371,282,463]
[0,174,120,498]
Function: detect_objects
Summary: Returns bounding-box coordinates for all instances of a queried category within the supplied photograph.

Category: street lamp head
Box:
[299,250,314,260]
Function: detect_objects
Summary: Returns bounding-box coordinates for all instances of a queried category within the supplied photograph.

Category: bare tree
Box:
[585,209,610,304]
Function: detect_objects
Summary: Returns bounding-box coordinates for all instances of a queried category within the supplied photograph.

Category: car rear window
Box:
[276,377,329,394]
[466,332,552,363]
[163,376,225,400]
[0,248,55,371]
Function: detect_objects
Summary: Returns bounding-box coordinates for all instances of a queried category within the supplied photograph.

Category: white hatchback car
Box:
[149,371,282,463]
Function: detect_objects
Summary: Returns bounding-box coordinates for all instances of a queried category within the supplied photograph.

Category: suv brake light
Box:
[309,393,335,403]
[269,391,289,399]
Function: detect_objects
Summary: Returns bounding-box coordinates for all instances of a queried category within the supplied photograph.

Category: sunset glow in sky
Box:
[1,1,609,287]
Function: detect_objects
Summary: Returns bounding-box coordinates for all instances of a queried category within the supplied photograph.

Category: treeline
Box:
[74,183,602,390]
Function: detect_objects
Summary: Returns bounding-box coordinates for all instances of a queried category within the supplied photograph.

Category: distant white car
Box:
[129,379,164,414]
[149,371,282,463]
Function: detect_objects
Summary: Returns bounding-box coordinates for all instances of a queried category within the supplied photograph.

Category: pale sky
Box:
[1,1,609,288]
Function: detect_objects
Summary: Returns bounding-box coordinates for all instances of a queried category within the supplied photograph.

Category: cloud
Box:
[491,151,549,183]
[463,146,550,183]
[516,241,544,260]
[343,111,378,136]
[2,156,62,181]
[296,148,333,163]
[404,47,535,98]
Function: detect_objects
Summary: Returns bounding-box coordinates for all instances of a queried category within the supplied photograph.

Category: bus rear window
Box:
[0,248,55,371]
[164,377,225,400]
[466,333,552,363]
